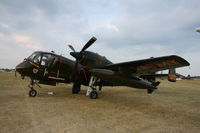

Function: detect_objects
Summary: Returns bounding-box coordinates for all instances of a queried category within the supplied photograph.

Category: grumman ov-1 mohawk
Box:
[15,37,190,99]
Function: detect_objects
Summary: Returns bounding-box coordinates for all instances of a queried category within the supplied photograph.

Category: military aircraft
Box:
[15,37,190,99]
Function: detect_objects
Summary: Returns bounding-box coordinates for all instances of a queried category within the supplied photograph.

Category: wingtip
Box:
[171,55,190,66]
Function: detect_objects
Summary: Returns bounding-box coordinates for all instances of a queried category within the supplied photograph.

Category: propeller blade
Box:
[68,45,76,52]
[80,36,97,54]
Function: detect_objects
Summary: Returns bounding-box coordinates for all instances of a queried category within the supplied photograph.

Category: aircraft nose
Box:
[15,62,23,73]
[15,60,28,74]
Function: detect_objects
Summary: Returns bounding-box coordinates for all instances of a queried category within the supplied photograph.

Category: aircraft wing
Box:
[98,55,190,74]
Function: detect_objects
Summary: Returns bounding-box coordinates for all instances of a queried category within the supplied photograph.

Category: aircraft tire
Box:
[90,91,98,99]
[72,83,81,94]
[72,87,80,94]
[147,88,154,94]
[29,89,37,97]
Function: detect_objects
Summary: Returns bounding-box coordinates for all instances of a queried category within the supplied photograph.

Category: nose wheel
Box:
[29,89,37,97]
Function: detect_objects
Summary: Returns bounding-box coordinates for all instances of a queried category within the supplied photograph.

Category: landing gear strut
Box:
[72,82,81,94]
[28,79,37,97]
[86,76,99,99]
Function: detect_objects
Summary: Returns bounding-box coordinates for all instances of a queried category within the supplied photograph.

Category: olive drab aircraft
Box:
[15,37,190,99]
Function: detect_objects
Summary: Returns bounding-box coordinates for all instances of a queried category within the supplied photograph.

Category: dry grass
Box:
[0,72,200,133]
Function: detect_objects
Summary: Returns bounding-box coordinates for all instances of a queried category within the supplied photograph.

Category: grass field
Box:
[0,71,200,133]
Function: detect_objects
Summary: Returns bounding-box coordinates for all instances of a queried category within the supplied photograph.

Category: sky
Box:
[0,0,200,76]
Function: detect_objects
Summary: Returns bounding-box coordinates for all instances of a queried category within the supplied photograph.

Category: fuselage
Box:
[16,51,158,90]
[16,51,113,86]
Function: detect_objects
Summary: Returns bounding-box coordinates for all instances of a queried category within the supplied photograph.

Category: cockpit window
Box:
[33,54,42,64]
[27,52,42,64]
[28,53,38,61]
[28,52,57,67]
[41,54,52,66]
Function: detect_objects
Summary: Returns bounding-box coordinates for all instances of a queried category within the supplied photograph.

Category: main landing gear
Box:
[147,88,154,94]
[72,82,81,94]
[147,81,160,94]
[28,79,38,97]
[86,76,101,99]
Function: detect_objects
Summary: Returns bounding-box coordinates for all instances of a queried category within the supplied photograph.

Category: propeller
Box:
[68,36,97,82]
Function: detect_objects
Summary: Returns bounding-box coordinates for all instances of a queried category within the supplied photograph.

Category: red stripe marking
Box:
[100,56,103,65]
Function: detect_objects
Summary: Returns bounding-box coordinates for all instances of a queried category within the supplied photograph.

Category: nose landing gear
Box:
[28,79,39,97]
